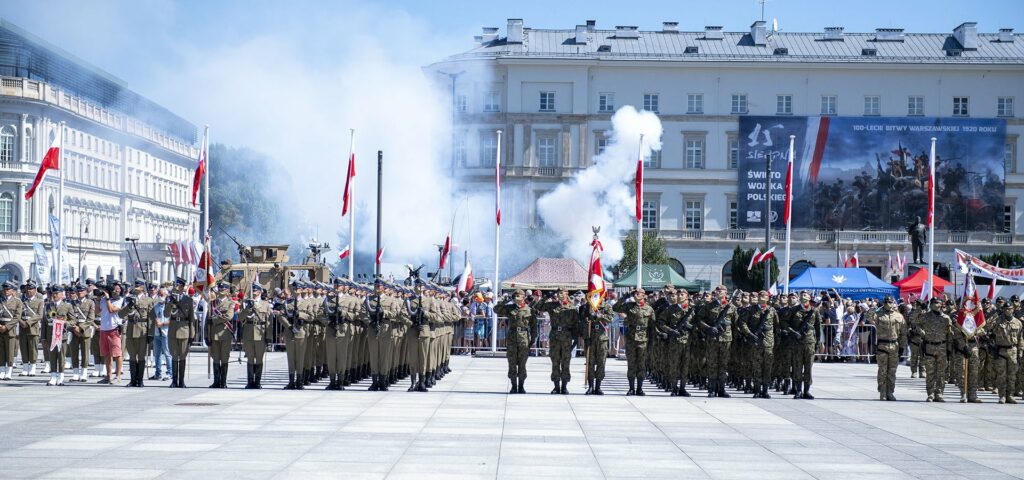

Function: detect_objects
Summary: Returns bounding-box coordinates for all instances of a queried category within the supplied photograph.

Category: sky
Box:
[0,0,1021,270]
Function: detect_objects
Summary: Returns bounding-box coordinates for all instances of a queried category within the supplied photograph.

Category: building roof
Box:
[500,257,588,291]
[440,23,1024,66]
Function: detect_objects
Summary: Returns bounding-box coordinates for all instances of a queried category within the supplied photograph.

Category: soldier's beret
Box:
[85,279,95,286]
[1012,295,1020,302]
[174,277,187,286]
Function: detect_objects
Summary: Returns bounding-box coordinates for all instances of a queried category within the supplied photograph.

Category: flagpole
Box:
[375,150,382,279]
[202,125,210,280]
[57,121,65,284]
[491,129,502,354]
[636,134,644,290]
[927,137,936,299]
[348,129,356,280]
[784,135,794,295]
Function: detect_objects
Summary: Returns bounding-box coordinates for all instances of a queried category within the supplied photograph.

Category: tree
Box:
[730,246,780,292]
[616,230,670,275]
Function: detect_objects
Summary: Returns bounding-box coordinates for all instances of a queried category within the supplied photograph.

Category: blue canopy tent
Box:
[783,268,898,300]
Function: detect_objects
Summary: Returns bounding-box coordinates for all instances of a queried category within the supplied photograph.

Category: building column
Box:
[18,114,27,163]
[17,182,25,233]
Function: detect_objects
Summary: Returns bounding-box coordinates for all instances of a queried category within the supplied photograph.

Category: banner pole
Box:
[636,134,644,290]
[927,138,936,299]
[784,135,794,295]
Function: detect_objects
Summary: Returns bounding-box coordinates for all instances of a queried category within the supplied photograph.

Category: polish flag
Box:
[26,130,61,200]
[191,130,208,207]
[783,144,794,226]
[457,262,474,293]
[439,233,451,269]
[635,157,644,222]
[926,144,936,228]
[338,245,351,260]
[747,248,762,271]
[495,138,501,226]
[846,252,859,268]
[375,246,385,265]
[749,247,775,270]
[957,273,985,336]
[342,144,355,217]
[586,238,605,310]
[168,242,181,265]
[194,250,215,290]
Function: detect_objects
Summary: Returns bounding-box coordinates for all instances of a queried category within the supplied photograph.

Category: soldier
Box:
[866,296,907,401]
[67,285,94,381]
[305,283,326,386]
[16,282,42,378]
[495,289,534,393]
[580,292,614,395]
[536,289,579,394]
[700,287,737,398]
[43,286,73,385]
[657,290,694,397]
[907,299,926,378]
[239,283,271,389]
[323,280,347,391]
[990,298,1023,404]
[743,291,778,399]
[786,291,820,399]
[615,288,654,396]
[121,281,151,387]
[0,282,24,380]
[403,283,429,392]
[279,282,307,389]
[916,297,953,402]
[207,283,236,389]
[165,278,196,388]
[952,316,983,403]
[365,280,397,391]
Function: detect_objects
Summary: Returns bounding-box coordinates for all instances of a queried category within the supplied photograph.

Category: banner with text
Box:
[738,116,1006,231]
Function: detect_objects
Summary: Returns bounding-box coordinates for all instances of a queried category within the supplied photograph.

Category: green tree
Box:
[731,246,780,292]
[616,230,670,275]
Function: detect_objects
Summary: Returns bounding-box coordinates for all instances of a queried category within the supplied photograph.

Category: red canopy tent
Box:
[892,268,954,300]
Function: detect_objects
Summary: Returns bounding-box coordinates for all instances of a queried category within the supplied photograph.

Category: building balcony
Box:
[0,231,129,253]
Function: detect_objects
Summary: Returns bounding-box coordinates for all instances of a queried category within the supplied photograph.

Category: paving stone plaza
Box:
[2,352,1023,480]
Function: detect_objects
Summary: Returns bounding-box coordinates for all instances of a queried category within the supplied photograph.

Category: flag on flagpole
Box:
[168,242,181,265]
[957,273,985,337]
[758,246,776,264]
[342,145,356,217]
[195,250,214,290]
[747,248,762,271]
[783,147,794,226]
[848,252,859,268]
[841,251,848,268]
[440,233,451,269]
[338,245,351,260]
[635,158,644,222]
[586,237,605,311]
[375,246,385,265]
[457,262,473,293]
[495,150,501,226]
[26,131,61,200]
[926,152,935,228]
[191,129,208,206]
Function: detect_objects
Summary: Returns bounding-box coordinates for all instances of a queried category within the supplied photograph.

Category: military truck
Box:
[215,240,332,293]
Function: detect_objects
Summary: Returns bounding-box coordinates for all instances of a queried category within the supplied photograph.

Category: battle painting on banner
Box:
[738,116,1006,231]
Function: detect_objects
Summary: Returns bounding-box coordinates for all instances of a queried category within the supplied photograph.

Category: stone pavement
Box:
[2,353,1023,480]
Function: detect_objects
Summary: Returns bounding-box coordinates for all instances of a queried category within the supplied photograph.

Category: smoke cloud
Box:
[537,107,663,265]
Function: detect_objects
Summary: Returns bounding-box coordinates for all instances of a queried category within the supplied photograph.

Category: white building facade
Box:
[428,19,1024,288]
[0,20,200,284]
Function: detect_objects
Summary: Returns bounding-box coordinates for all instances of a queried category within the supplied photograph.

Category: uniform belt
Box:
[997,344,1013,349]
[877,339,896,344]
[926,340,945,345]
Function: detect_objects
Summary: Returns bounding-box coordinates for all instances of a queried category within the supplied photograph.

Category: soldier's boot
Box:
[379,373,389,391]
[209,362,220,388]
[635,377,646,396]
[550,381,560,394]
[132,361,142,387]
[762,384,771,399]
[255,364,264,389]
[124,361,135,387]
[368,374,378,391]
[407,373,417,392]
[415,376,427,392]
[679,380,691,397]
[220,364,229,388]
[444,361,451,374]
[781,378,790,394]
[593,379,604,395]
[708,379,717,398]
[517,377,526,394]
[559,379,569,395]
[136,362,145,388]
[177,361,187,388]
[1007,395,1019,405]
[245,364,255,389]
[627,377,635,396]
[586,378,594,395]
[718,382,731,398]
[342,370,352,386]
[802,383,814,400]
[509,379,518,394]
[303,369,312,386]
[886,391,897,401]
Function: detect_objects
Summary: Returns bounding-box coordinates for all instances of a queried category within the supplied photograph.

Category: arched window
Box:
[0,125,15,165]
[0,193,13,232]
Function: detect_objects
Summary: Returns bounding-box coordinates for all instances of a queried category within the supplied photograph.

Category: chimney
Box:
[586,20,596,32]
[750,21,767,46]
[507,18,523,44]
[704,26,724,40]
[662,21,679,33]
[575,25,588,44]
[953,22,978,50]
[874,28,905,42]
[615,26,639,39]
[998,28,1015,42]
[481,27,499,44]
[823,26,844,41]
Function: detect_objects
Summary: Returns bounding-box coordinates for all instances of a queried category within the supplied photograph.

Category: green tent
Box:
[613,264,700,292]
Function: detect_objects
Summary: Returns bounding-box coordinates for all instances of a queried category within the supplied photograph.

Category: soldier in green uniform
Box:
[907,299,925,378]
[787,291,820,399]
[658,290,694,397]
[122,281,151,387]
[536,289,579,394]
[866,296,907,401]
[951,316,983,403]
[16,282,42,378]
[0,282,24,380]
[495,289,535,394]
[580,292,614,395]
[916,297,953,402]
[699,287,736,398]
[207,283,236,388]
[615,288,654,396]
[990,298,1023,404]
[239,283,270,389]
[740,292,777,398]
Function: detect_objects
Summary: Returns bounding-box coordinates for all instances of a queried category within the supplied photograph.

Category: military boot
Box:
[220,364,229,388]
[593,380,604,395]
[718,383,731,398]
[407,373,417,392]
[136,361,145,388]
[627,378,635,396]
[254,364,264,389]
[635,378,646,396]
[246,364,256,389]
[550,381,560,394]
[517,377,526,394]
[1006,396,1019,405]
[762,384,771,399]
[177,361,187,388]
[124,361,135,387]
[379,374,389,391]
[368,374,379,391]
[679,380,691,397]
[708,379,717,398]
[560,379,568,395]
[510,379,518,394]
[416,375,427,392]
[781,378,791,394]
[209,362,220,389]
[802,384,814,400]
[586,378,594,395]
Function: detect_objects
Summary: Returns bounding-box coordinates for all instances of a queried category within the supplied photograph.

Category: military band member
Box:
[166,278,196,388]
[67,284,94,382]
[0,281,24,380]
[615,288,654,396]
[239,283,271,389]
[207,283,236,389]
[17,282,43,377]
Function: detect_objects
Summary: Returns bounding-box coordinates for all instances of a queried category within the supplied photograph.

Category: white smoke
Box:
[537,106,663,265]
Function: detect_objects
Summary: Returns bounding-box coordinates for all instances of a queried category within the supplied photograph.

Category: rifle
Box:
[363,291,383,335]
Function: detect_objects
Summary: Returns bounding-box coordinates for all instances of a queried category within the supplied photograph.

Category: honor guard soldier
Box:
[615,288,655,396]
[17,282,43,377]
[700,287,737,398]
[324,279,352,390]
[44,286,73,385]
[0,281,24,380]
[785,291,820,399]
[990,298,1023,404]
[240,283,271,389]
[743,291,778,399]
[495,289,536,394]
[404,283,429,392]
[123,280,151,387]
[581,292,614,395]
[207,282,237,388]
[536,288,579,394]
[917,298,953,402]
[67,285,95,382]
[166,278,196,388]
[655,289,693,397]
[275,282,305,389]
[866,296,907,401]
[364,280,396,391]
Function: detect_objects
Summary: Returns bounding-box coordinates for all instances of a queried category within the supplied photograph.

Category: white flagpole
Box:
[348,129,356,280]
[636,134,644,290]
[927,137,936,299]
[492,130,502,353]
[57,121,65,284]
[784,135,794,295]
[202,125,210,269]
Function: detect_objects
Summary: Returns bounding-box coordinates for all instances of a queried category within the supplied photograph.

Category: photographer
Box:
[97,282,125,385]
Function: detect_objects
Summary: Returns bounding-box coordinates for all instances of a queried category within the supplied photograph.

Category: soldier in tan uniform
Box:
[166,278,196,388]
[239,283,271,389]
[66,284,94,382]
[365,280,398,391]
[44,286,73,386]
[324,279,350,390]
[989,298,1023,404]
[0,282,24,380]
[16,282,43,378]
[866,296,907,401]
[123,280,152,388]
[916,298,953,402]
[207,283,236,389]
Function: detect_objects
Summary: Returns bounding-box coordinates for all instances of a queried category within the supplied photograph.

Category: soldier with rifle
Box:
[614,288,654,396]
[535,288,579,395]
[165,277,196,388]
[405,282,430,392]
[122,280,151,388]
[580,291,614,395]
[364,279,396,391]
[656,289,694,397]
[743,291,778,399]
[17,281,43,378]
[494,289,535,394]
[699,287,737,398]
[207,282,236,388]
[0,281,24,381]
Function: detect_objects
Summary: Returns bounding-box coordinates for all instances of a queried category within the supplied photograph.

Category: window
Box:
[453,134,467,166]
[1005,205,1015,233]
[596,136,608,155]
[643,94,659,113]
[455,94,467,113]
[0,193,12,232]
[644,150,661,169]
[479,132,497,167]
[641,200,658,230]
[598,93,615,113]
[731,94,748,114]
[728,201,738,229]
[776,95,792,115]
[908,96,924,116]
[820,95,837,115]
[685,200,703,230]
[953,97,969,116]
[537,135,558,167]
[864,95,880,116]
[0,126,14,165]
[484,91,500,112]
[1007,140,1018,174]
[539,91,555,112]
[687,94,704,114]
[728,137,739,169]
[998,97,1014,117]
[684,135,705,169]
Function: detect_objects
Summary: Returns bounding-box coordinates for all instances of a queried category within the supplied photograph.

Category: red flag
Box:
[342,150,355,217]
[50,319,65,351]
[759,246,776,264]
[926,149,935,228]
[957,274,985,336]
[586,238,605,310]
[848,252,859,268]
[168,242,181,265]
[635,159,644,222]
[783,149,794,225]
[457,262,473,293]
[495,151,501,226]
[440,234,451,269]
[194,250,215,290]
[987,277,997,300]
[191,130,208,207]
[747,248,762,271]
[375,246,385,265]
[338,245,351,260]
[26,132,60,200]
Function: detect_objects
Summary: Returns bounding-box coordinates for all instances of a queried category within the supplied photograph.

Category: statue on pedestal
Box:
[907,217,926,264]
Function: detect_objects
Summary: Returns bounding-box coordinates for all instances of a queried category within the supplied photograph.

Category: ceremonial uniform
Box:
[325,289,352,390]
[918,301,953,402]
[67,291,94,381]
[581,301,613,395]
[165,284,196,388]
[17,288,43,377]
[43,295,73,385]
[122,292,151,387]
[537,295,578,394]
[0,286,24,379]
[207,289,236,388]
[239,285,271,389]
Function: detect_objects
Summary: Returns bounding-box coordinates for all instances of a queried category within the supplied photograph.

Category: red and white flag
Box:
[957,274,985,336]
[338,245,351,260]
[191,129,208,207]
[495,137,501,226]
[342,141,355,217]
[457,262,473,293]
[375,246,385,265]
[748,247,775,270]
[586,238,605,310]
[926,144,936,228]
[783,145,794,226]
[634,157,644,222]
[194,250,215,290]
[168,242,181,265]
[26,129,61,201]
[439,233,451,269]
[748,248,762,271]
[50,319,65,351]
[844,252,859,268]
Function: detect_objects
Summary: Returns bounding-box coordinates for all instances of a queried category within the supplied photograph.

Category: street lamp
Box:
[78,216,90,281]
